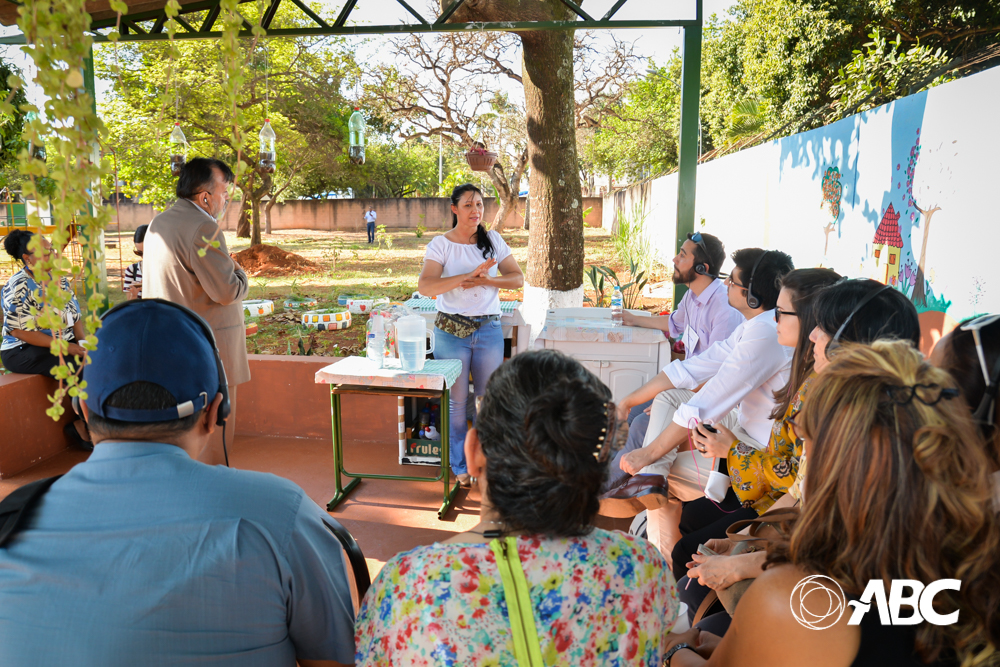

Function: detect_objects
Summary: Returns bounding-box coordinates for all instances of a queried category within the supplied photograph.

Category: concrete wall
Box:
[112,196,604,233]
[0,374,75,478]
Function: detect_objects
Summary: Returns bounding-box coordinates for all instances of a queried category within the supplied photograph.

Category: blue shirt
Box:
[0,442,356,665]
[667,278,744,357]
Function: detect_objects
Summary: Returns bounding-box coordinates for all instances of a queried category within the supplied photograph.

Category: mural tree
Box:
[820,166,843,256]
[905,129,941,306]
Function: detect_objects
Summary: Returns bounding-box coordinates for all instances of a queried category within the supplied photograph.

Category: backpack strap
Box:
[0,475,62,548]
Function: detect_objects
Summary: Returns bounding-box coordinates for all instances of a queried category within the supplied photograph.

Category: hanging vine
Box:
[0,0,114,418]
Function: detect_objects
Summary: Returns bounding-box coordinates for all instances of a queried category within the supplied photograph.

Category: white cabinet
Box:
[536,308,672,403]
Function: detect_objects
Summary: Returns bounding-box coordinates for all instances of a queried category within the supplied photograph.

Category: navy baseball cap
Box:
[83,299,221,422]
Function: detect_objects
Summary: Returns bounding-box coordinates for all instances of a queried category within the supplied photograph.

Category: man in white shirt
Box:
[364,207,377,244]
[614,248,794,557]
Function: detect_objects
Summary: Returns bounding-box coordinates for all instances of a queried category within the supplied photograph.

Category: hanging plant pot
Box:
[243,299,275,318]
[302,308,352,331]
[466,148,498,172]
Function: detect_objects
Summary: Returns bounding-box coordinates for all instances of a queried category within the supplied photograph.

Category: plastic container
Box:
[396,314,435,372]
[610,286,624,326]
[366,313,386,368]
[169,123,187,176]
[258,119,277,173]
[348,108,366,165]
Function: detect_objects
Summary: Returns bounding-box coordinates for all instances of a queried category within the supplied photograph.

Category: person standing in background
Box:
[123,224,147,300]
[143,157,249,466]
[364,206,377,244]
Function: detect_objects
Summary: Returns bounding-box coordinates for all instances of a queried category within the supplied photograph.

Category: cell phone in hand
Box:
[697,544,719,557]
[700,423,718,434]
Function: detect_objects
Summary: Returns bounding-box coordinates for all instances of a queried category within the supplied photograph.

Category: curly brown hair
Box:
[771,340,1000,665]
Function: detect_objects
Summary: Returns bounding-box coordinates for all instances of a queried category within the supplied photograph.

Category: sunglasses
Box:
[688,232,709,258]
[959,314,1000,424]
[774,308,797,323]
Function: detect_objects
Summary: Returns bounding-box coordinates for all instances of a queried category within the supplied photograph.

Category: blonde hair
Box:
[789,341,1000,665]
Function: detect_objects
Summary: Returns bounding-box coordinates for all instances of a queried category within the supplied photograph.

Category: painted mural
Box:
[605,65,1000,349]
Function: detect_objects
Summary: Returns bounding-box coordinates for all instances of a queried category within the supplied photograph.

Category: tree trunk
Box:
[251,198,262,247]
[264,202,272,235]
[911,205,940,305]
[521,29,584,291]
[236,196,251,238]
[489,150,528,232]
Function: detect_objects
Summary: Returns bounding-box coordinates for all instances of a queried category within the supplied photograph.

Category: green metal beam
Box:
[674,0,703,307]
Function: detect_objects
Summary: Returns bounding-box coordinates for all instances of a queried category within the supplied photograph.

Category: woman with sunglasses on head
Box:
[2,230,91,448]
[418,183,524,487]
[663,340,1000,667]
[930,314,1000,509]
[355,350,679,666]
[679,278,921,634]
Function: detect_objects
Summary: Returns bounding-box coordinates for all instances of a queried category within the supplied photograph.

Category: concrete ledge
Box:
[0,373,74,479]
[238,355,398,443]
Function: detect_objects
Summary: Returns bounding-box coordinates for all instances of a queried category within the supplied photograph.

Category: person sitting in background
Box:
[680,280,922,634]
[606,232,744,492]
[0,299,356,666]
[663,340,1000,667]
[123,224,147,300]
[355,349,679,666]
[1,229,90,448]
[931,314,1000,508]
[608,248,794,559]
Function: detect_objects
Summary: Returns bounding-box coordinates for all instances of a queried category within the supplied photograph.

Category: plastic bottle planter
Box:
[301,309,352,331]
[346,296,390,314]
[283,297,319,310]
[243,299,275,318]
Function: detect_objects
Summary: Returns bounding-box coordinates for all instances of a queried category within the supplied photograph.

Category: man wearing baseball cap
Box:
[0,300,355,666]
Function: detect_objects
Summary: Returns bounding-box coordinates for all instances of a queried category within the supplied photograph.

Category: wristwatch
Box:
[663,642,697,666]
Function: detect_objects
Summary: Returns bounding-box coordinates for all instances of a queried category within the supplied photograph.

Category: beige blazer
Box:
[143,198,251,386]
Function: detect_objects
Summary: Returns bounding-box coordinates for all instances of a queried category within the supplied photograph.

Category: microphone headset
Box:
[744,250,771,310]
[71,298,231,465]
[831,284,894,343]
[688,232,718,278]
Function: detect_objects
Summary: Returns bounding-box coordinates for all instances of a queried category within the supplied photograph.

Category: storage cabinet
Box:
[535,308,673,403]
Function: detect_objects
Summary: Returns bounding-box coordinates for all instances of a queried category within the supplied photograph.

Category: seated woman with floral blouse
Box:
[355,349,680,666]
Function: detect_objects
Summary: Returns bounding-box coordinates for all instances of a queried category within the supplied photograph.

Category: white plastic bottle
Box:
[610,286,624,326]
[367,313,386,368]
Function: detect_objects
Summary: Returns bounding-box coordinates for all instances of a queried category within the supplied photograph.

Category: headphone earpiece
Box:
[745,250,770,310]
[694,263,708,276]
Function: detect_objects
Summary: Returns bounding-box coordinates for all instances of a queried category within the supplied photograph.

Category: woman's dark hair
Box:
[3,229,34,264]
[942,317,1000,468]
[450,183,495,260]
[476,349,613,537]
[769,268,842,419]
[813,279,920,353]
[133,224,148,245]
[176,157,235,199]
[730,247,794,311]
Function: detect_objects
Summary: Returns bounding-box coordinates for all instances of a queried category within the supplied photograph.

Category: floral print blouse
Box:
[727,373,815,514]
[354,529,679,666]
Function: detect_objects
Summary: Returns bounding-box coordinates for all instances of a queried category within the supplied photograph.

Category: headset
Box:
[71,298,231,465]
[743,250,771,309]
[831,284,894,343]
[688,232,718,278]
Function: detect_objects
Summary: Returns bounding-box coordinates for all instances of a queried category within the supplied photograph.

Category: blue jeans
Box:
[366,221,375,243]
[433,320,505,475]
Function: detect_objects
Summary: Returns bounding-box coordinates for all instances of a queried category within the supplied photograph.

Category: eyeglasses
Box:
[774,309,797,323]
[959,314,1000,424]
[725,274,747,289]
[882,383,960,407]
[786,416,806,443]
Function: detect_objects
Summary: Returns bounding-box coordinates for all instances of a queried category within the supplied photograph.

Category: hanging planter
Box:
[243,299,275,318]
[348,107,366,165]
[258,120,277,173]
[169,123,187,176]
[466,145,498,172]
[302,308,351,331]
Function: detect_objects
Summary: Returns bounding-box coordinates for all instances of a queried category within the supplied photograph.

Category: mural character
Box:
[820,166,843,256]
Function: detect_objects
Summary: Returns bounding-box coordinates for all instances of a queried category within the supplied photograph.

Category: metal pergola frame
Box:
[1,0,702,303]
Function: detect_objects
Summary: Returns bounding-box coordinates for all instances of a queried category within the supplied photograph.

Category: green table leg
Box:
[437,388,461,519]
[327,389,361,511]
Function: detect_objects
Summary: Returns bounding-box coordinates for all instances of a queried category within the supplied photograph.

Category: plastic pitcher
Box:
[396,315,435,372]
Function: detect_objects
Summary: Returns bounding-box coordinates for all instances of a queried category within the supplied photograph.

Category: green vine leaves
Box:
[5,0,112,419]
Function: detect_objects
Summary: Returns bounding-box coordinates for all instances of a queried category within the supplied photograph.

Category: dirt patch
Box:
[231,244,320,277]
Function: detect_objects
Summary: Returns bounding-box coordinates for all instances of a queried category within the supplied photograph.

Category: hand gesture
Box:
[691,421,737,458]
[621,310,639,327]
[686,553,743,591]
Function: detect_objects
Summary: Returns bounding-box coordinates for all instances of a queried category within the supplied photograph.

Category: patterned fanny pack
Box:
[434,312,499,338]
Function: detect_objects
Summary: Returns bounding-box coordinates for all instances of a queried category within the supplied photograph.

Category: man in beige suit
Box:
[143,157,249,465]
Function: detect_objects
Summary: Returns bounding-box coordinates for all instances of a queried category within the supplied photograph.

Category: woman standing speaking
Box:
[418,184,523,486]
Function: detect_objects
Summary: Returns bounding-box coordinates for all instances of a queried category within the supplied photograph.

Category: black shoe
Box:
[64,421,94,452]
[598,473,670,518]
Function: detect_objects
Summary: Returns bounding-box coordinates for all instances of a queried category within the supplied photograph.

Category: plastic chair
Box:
[323,518,371,611]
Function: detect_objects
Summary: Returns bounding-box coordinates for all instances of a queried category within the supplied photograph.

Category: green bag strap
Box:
[490,536,544,667]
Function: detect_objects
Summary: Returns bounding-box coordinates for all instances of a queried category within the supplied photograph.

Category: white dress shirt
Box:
[663,309,791,446]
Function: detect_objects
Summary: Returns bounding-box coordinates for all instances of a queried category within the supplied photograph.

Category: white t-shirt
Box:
[364,211,377,223]
[424,230,512,316]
